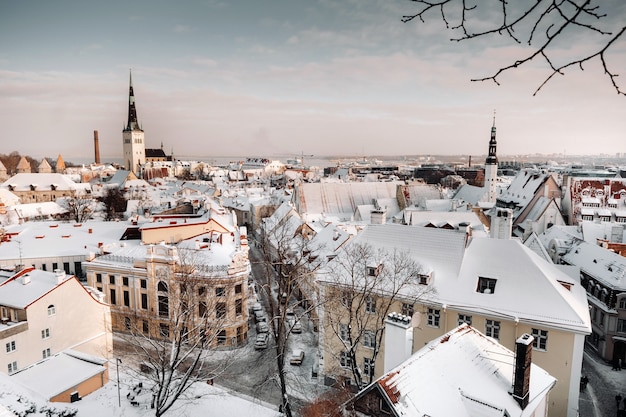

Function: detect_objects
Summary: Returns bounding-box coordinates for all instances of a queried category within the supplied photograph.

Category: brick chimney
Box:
[512,333,534,409]
[94,130,101,164]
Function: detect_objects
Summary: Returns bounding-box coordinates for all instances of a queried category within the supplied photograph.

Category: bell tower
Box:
[484,112,498,203]
[122,70,145,174]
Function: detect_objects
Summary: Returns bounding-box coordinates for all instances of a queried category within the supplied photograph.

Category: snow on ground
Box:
[0,369,281,417]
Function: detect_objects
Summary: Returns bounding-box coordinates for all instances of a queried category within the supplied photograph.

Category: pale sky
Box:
[1,0,625,161]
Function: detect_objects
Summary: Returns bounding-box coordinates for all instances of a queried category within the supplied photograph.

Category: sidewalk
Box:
[580,346,626,417]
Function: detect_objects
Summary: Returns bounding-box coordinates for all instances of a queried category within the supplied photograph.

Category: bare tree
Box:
[101,186,127,221]
[59,191,96,223]
[320,242,434,390]
[118,251,237,417]
[255,209,324,417]
[403,0,626,95]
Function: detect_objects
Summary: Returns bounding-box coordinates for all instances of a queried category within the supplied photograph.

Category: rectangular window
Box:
[96,273,102,283]
[42,348,51,359]
[7,361,17,374]
[618,319,626,333]
[52,262,58,270]
[216,287,225,297]
[366,296,376,313]
[235,299,242,316]
[340,324,349,341]
[217,330,227,345]
[235,284,242,294]
[363,330,376,349]
[477,277,497,294]
[140,279,147,289]
[364,358,375,378]
[532,328,548,350]
[63,262,70,274]
[198,286,206,296]
[340,351,352,368]
[199,301,207,318]
[123,290,130,307]
[341,291,351,307]
[141,293,148,310]
[122,277,129,286]
[5,341,16,353]
[42,264,47,271]
[109,275,115,285]
[41,328,50,339]
[159,324,169,338]
[110,289,116,305]
[216,303,226,319]
[401,303,414,317]
[458,314,472,326]
[158,295,169,317]
[427,308,440,327]
[142,321,149,335]
[486,319,501,340]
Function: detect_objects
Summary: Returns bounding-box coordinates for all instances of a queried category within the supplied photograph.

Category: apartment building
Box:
[318,222,590,417]
[84,228,251,348]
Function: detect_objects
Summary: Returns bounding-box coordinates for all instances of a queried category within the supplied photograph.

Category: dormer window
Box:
[477,277,497,294]
[367,263,383,277]
[416,272,432,285]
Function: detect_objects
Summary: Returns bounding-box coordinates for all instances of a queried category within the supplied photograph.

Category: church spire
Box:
[125,70,142,132]
[486,110,497,165]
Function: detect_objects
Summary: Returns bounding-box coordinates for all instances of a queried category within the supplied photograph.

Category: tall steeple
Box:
[125,70,142,132]
[486,111,498,165]
[484,111,499,204]
[122,70,146,175]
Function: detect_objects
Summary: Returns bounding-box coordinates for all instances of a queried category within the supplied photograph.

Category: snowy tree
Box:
[59,191,96,223]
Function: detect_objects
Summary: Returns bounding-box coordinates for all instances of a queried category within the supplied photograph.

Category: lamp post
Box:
[116,358,122,407]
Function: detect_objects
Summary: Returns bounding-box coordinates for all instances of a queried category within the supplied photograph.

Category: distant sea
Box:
[65,154,420,168]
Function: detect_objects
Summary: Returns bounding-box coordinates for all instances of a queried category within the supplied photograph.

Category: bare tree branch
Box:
[402,0,626,95]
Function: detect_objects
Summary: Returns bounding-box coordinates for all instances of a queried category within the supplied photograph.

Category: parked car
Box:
[254,310,268,323]
[289,349,304,366]
[256,321,269,334]
[254,332,269,350]
[291,320,302,334]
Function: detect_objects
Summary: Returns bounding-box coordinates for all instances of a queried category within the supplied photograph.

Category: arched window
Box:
[587,279,595,293]
[157,281,168,293]
[47,305,56,316]
[594,284,601,299]
[124,317,131,330]
[600,288,608,303]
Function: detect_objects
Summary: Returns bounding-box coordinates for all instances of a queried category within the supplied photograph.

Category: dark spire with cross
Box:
[486,110,498,165]
[124,70,142,132]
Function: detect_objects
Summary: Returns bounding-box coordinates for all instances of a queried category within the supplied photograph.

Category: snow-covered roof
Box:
[0,220,136,265]
[368,324,556,417]
[581,220,626,244]
[561,238,626,290]
[453,184,488,206]
[0,268,72,309]
[1,173,79,191]
[11,350,107,400]
[294,182,399,219]
[0,188,19,206]
[498,169,554,212]
[439,237,590,333]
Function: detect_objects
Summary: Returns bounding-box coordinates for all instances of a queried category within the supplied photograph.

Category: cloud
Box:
[173,24,190,33]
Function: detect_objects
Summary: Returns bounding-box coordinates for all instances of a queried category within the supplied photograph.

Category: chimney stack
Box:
[384,312,413,372]
[93,130,101,164]
[513,333,534,410]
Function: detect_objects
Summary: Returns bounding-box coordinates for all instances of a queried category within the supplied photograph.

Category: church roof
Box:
[38,158,52,173]
[55,154,66,172]
[16,156,31,172]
